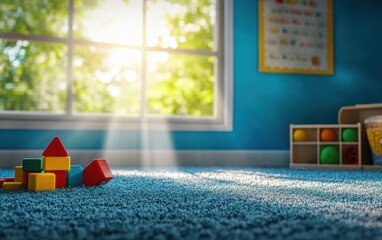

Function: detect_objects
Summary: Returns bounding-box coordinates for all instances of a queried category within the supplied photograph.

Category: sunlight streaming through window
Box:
[0,0,225,123]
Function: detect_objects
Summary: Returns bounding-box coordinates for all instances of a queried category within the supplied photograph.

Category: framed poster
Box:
[259,0,333,75]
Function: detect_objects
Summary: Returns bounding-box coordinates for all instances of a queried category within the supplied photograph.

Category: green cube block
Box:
[23,158,43,172]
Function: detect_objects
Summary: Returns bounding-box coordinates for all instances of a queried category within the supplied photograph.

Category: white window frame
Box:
[0,0,233,131]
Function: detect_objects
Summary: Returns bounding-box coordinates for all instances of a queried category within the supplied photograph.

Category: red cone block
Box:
[83,159,113,187]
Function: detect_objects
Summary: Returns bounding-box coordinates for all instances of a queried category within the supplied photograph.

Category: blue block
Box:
[67,165,83,187]
[23,158,43,172]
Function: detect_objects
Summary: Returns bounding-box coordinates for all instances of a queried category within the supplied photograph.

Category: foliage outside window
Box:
[0,0,230,129]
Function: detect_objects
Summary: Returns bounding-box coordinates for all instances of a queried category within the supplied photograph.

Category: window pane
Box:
[147,52,214,116]
[0,40,67,112]
[73,46,140,115]
[146,0,216,51]
[0,0,68,38]
[74,0,142,45]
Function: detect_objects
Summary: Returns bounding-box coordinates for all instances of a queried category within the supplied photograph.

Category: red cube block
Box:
[0,178,14,188]
[46,170,67,188]
[83,159,113,187]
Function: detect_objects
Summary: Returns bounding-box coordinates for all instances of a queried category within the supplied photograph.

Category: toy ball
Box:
[342,146,358,165]
[320,129,336,142]
[320,146,339,164]
[293,129,308,141]
[342,128,358,142]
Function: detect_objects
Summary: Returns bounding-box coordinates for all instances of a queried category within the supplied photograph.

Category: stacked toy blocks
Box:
[0,136,113,191]
[43,136,70,189]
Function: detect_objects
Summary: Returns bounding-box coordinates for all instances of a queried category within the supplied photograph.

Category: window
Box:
[0,0,232,130]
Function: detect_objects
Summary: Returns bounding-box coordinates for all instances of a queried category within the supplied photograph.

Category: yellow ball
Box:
[293,129,308,141]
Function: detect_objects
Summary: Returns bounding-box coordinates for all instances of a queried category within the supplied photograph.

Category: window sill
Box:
[0,113,232,131]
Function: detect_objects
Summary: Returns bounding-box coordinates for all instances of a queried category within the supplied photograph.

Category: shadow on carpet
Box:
[1,168,382,240]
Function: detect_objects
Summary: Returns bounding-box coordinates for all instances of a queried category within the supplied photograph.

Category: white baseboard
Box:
[0,150,289,168]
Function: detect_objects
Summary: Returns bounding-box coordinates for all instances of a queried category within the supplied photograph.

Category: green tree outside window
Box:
[0,0,216,116]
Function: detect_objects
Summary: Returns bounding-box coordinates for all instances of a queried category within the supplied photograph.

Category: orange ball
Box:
[321,129,336,142]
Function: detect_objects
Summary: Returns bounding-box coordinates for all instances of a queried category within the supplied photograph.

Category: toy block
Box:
[3,182,22,191]
[23,158,43,172]
[43,156,70,171]
[83,159,113,187]
[67,165,83,187]
[46,170,67,188]
[42,136,68,157]
[28,173,56,191]
[0,178,14,188]
[23,172,32,190]
[14,166,23,183]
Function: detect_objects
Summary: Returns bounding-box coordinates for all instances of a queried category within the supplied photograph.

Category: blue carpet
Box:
[1,168,382,240]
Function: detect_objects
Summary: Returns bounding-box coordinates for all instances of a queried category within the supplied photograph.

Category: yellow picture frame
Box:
[259,0,333,75]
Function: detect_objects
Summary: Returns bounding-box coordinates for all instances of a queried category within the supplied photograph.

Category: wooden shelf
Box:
[362,165,382,171]
[290,163,361,171]
[292,142,317,145]
[338,103,382,166]
[289,103,382,170]
[290,123,362,170]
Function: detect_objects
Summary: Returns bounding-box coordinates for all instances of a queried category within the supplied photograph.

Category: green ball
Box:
[342,128,358,142]
[320,146,339,164]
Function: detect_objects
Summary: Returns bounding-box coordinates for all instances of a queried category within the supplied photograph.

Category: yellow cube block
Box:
[43,156,70,171]
[28,173,56,191]
[14,166,23,183]
[3,182,22,191]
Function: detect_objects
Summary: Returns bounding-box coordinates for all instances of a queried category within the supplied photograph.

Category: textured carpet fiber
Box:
[1,168,382,240]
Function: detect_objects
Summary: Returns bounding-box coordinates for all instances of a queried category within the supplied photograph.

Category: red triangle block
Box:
[42,136,68,157]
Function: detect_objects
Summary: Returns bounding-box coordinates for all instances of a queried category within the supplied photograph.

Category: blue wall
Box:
[1,0,382,151]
